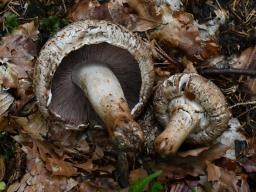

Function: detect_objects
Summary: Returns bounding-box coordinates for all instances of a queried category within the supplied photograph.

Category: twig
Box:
[152,40,181,70]
[61,0,67,13]
[236,105,256,118]
[198,68,256,77]
[230,100,256,109]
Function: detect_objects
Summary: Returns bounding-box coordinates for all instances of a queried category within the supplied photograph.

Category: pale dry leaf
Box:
[206,161,221,181]
[0,90,14,116]
[155,0,183,11]
[216,118,246,160]
[178,147,209,157]
[197,8,227,41]
[13,21,39,41]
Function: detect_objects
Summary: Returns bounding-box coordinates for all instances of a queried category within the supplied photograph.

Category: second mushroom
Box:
[154,73,231,155]
[34,20,155,151]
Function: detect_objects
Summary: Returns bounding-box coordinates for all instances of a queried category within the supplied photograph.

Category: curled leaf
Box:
[0,90,14,116]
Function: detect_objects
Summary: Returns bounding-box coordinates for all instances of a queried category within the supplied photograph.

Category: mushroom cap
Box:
[34,20,154,129]
[154,73,231,145]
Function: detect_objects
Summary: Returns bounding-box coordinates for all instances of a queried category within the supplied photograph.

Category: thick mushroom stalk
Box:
[154,73,230,155]
[72,63,143,150]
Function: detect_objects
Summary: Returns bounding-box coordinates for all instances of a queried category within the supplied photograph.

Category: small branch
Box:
[230,100,256,109]
[198,68,256,77]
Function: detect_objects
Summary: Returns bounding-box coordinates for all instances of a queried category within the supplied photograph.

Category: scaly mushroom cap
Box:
[34,20,154,130]
[154,73,230,153]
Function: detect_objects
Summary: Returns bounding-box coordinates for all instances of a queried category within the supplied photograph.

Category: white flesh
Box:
[72,64,129,128]
[155,96,204,154]
[72,64,143,151]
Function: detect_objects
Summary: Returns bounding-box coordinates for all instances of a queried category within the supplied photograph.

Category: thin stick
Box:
[230,100,256,109]
[198,68,256,77]
[61,0,67,13]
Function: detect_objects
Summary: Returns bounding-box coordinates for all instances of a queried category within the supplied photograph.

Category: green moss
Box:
[4,12,19,33]
[40,16,68,36]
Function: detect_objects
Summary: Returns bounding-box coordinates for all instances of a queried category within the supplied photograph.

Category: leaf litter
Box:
[0,0,256,191]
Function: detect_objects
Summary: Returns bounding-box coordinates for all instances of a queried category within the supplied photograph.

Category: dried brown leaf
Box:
[150,7,219,60]
[128,168,147,184]
[75,160,94,172]
[45,157,78,177]
[200,165,250,192]
[68,0,112,22]
[14,112,48,140]
[0,35,36,112]
[127,0,161,31]
[75,159,115,173]
[206,162,221,181]
[68,0,160,31]
[79,179,119,192]
[232,46,256,95]
[7,144,78,192]
[92,145,104,160]
[13,21,39,41]
[152,144,229,181]
[0,157,5,180]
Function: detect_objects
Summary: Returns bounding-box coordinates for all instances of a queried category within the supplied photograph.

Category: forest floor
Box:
[0,0,255,191]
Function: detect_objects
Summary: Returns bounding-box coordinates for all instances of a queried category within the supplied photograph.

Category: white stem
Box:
[72,64,143,150]
[155,97,204,154]
[155,109,197,154]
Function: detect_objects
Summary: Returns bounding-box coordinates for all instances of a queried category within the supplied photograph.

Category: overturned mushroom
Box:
[154,73,230,155]
[34,20,154,151]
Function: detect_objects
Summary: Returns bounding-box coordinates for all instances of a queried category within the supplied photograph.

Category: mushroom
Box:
[153,73,230,155]
[34,20,154,151]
